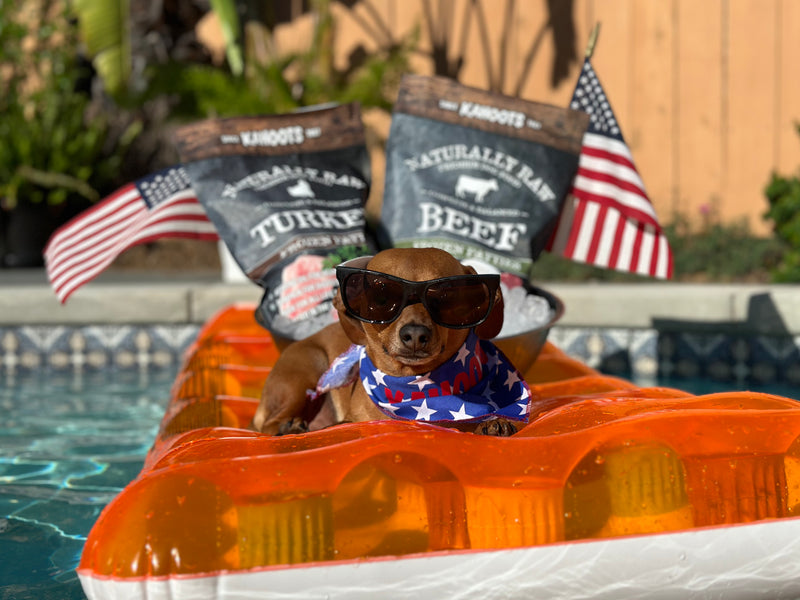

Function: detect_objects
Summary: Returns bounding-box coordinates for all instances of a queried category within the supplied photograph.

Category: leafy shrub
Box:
[530,213,784,283]
[764,138,800,282]
[135,3,416,120]
[0,0,137,210]
[530,252,644,282]
[666,214,784,282]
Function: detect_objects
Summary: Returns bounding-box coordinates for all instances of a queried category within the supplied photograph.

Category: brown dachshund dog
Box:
[252,248,527,436]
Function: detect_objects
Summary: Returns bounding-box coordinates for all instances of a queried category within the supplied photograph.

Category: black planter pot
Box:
[1,198,92,268]
[2,202,51,268]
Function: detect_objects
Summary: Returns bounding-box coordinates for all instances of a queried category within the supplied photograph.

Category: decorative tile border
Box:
[0,325,200,377]
[552,327,800,388]
[2,324,800,390]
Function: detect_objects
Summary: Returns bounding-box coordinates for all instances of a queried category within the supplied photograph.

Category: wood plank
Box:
[628,0,677,223]
[511,1,550,101]
[675,0,724,224]
[273,11,315,56]
[455,0,509,92]
[512,1,574,105]
[777,0,800,176]
[587,0,634,127]
[726,0,778,234]
[269,0,792,236]
[329,0,400,71]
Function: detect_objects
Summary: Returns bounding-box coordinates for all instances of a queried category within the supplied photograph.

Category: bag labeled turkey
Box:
[175,104,373,342]
[380,74,589,277]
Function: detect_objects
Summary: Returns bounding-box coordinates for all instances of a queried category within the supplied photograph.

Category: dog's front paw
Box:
[277,417,310,436]
[474,418,518,437]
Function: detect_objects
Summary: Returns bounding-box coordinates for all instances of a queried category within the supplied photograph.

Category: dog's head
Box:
[333,248,504,376]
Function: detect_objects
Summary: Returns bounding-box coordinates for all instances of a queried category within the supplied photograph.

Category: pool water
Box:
[632,373,800,401]
[1,366,797,600]
[0,368,176,600]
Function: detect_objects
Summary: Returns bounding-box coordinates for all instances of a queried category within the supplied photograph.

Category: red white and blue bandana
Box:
[312,332,531,424]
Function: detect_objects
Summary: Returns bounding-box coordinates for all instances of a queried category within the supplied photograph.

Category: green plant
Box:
[530,212,784,283]
[764,134,800,282]
[665,214,784,282]
[530,252,645,282]
[74,0,415,120]
[72,0,131,98]
[0,0,138,210]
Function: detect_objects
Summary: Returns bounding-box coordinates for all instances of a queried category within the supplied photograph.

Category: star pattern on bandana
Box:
[313,344,362,397]
[487,351,501,371]
[413,399,438,421]
[362,375,377,395]
[454,345,471,366]
[519,385,530,401]
[504,370,521,390]
[449,404,473,421]
[329,353,351,373]
[356,332,532,424]
[412,372,435,390]
[372,368,388,387]
[378,400,401,414]
[311,334,533,425]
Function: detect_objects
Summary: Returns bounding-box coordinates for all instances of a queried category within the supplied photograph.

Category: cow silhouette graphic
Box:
[454,175,499,203]
[287,179,314,198]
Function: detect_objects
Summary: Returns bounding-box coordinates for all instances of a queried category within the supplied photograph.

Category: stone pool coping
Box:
[2,268,799,334]
[2,269,799,387]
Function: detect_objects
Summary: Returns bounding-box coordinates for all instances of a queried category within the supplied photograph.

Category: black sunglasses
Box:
[336,266,500,328]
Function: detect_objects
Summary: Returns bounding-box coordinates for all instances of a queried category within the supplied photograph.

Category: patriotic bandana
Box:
[311,332,531,424]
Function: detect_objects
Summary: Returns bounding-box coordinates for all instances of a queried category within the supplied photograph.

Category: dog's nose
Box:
[399,323,431,351]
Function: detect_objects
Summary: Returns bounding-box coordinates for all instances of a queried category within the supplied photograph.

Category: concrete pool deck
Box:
[2,267,799,336]
[2,268,799,389]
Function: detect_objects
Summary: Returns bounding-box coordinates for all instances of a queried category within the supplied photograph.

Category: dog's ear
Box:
[332,288,368,346]
[462,264,504,339]
[475,287,504,339]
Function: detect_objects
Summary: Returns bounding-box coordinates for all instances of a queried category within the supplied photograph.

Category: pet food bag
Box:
[175,104,373,341]
[380,74,589,277]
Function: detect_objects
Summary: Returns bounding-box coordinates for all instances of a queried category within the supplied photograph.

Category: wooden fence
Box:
[269,0,800,235]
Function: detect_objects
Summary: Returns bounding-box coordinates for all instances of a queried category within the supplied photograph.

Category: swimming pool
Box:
[0,368,176,600]
[1,365,797,600]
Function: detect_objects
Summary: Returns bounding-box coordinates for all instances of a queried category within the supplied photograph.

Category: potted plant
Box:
[0,0,137,267]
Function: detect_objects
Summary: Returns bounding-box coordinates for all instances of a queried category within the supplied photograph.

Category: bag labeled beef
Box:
[380,74,589,277]
[175,104,373,342]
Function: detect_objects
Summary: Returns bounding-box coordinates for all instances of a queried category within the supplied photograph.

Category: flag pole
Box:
[585,22,601,59]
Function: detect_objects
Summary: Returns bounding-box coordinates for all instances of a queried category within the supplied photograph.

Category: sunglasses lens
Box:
[343,273,405,323]
[426,279,493,327]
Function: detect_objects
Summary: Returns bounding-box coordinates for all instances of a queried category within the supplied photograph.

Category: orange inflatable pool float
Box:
[78,304,800,599]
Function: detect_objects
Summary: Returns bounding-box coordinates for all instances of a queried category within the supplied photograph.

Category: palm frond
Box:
[72,0,131,96]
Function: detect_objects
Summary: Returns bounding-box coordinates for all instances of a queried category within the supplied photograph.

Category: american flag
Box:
[45,166,218,303]
[548,58,673,279]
